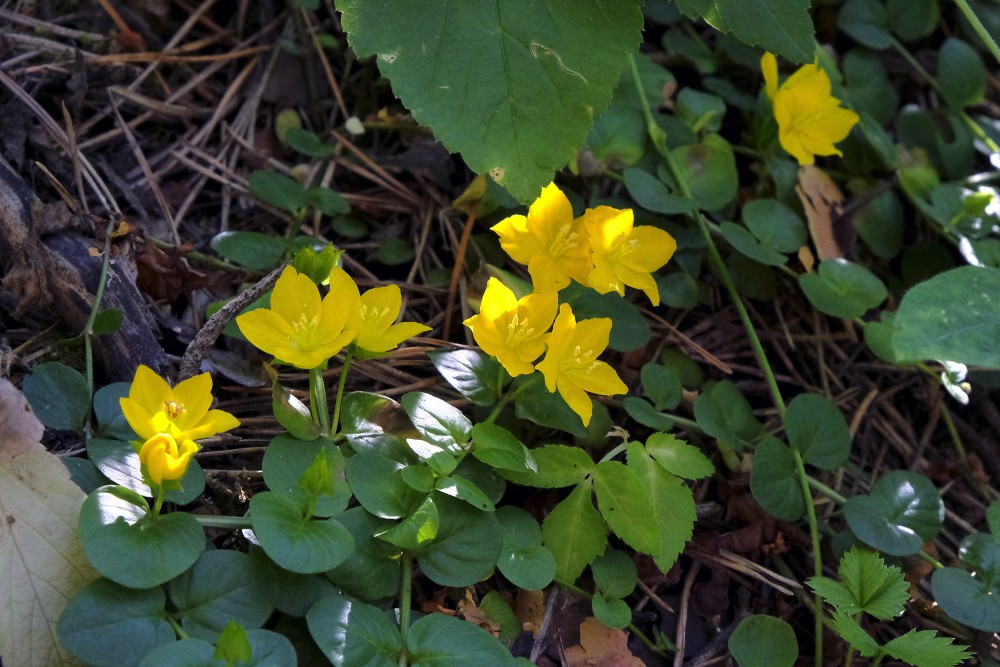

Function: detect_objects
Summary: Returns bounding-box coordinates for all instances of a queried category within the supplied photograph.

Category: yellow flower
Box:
[236,265,355,369]
[328,267,431,357]
[761,52,860,166]
[491,183,591,292]
[582,206,676,306]
[536,304,627,427]
[139,433,198,486]
[120,365,239,442]
[463,278,558,377]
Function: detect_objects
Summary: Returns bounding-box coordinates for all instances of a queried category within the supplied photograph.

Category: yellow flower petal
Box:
[480,278,517,321]
[270,266,321,326]
[171,372,213,431]
[557,379,593,427]
[237,308,297,360]
[761,52,779,101]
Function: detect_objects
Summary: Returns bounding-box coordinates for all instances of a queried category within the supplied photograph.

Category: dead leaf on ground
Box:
[796,165,846,262]
[0,380,97,666]
[514,589,546,635]
[564,617,644,667]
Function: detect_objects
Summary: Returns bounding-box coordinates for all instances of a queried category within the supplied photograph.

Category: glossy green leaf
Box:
[749,437,805,521]
[435,475,495,511]
[838,0,892,49]
[346,451,422,519]
[86,438,205,504]
[470,423,537,474]
[91,382,134,441]
[799,259,887,319]
[169,550,274,640]
[593,461,659,555]
[249,492,354,574]
[402,392,472,451]
[512,378,592,437]
[893,266,1000,368]
[429,349,506,407]
[784,393,850,470]
[339,391,411,459]
[626,442,696,571]
[496,506,557,590]
[408,613,520,666]
[252,552,338,617]
[210,231,286,271]
[415,495,502,586]
[645,432,713,480]
[22,362,89,432]
[844,471,944,556]
[307,594,401,667]
[378,494,440,550]
[325,507,401,601]
[932,567,1000,632]
[671,0,814,63]
[137,630,297,667]
[78,485,204,589]
[58,578,173,667]
[728,615,798,667]
[339,1,643,203]
[693,380,764,451]
[591,593,632,630]
[542,481,607,582]
[498,443,595,488]
[262,435,351,517]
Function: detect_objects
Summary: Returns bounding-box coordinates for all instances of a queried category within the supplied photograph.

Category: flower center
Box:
[360,304,392,326]
[291,313,318,333]
[504,313,535,347]
[547,223,580,257]
[571,345,598,372]
[163,400,186,419]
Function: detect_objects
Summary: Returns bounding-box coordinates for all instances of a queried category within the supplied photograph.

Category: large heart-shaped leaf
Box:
[249,492,354,574]
[844,471,944,556]
[671,0,815,63]
[799,259,887,319]
[307,594,401,667]
[415,495,502,586]
[932,566,1000,632]
[496,506,557,590]
[339,1,644,202]
[408,613,520,666]
[261,434,351,517]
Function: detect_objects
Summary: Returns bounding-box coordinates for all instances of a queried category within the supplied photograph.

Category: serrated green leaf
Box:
[671,0,814,63]
[829,610,880,658]
[645,432,714,480]
[339,0,644,203]
[808,576,856,612]
[542,481,607,582]
[882,629,972,667]
[625,442,696,572]
[498,444,595,488]
[593,461,660,555]
[838,547,909,620]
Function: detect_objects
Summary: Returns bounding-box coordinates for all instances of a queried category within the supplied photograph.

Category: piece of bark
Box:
[0,159,164,381]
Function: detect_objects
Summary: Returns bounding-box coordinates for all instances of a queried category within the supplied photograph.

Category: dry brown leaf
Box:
[564,617,644,667]
[514,589,546,635]
[0,379,44,461]
[796,165,845,262]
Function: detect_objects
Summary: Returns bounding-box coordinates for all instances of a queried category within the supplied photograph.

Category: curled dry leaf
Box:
[796,165,847,262]
[564,617,644,667]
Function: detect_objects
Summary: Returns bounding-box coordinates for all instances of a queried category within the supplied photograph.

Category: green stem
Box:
[331,349,353,437]
[807,475,848,505]
[555,578,675,655]
[82,220,117,439]
[793,449,825,667]
[165,615,190,640]
[151,486,166,519]
[599,442,629,463]
[398,551,414,667]
[310,366,331,435]
[953,0,1000,67]
[917,550,945,570]
[192,515,253,529]
[485,374,542,424]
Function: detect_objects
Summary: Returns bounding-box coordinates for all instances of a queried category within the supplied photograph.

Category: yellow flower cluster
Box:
[492,183,676,306]
[761,52,860,166]
[236,266,431,370]
[120,366,240,487]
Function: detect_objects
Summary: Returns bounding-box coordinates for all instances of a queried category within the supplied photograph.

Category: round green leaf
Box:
[346,451,423,519]
[169,550,274,639]
[249,492,355,574]
[742,199,807,253]
[838,0,892,49]
[749,437,805,521]
[564,285,651,352]
[496,506,556,590]
[939,38,986,109]
[325,507,401,601]
[339,391,411,459]
[852,187,904,258]
[671,134,737,211]
[720,222,789,266]
[374,237,415,265]
[623,397,676,431]
[79,485,204,588]
[138,631,296,667]
[307,594,401,667]
[401,465,436,493]
[693,380,764,451]
[887,0,938,41]
[799,259,887,318]
[262,434,351,517]
[92,382,136,441]
[416,496,502,586]
[470,423,537,474]
[91,308,124,336]
[893,266,1000,368]
[339,1,644,203]
[728,615,798,667]
[591,592,632,630]
[785,393,850,470]
[210,230,286,271]
[641,364,682,411]
[844,471,944,556]
[86,438,205,504]
[377,495,440,550]
[306,186,350,215]
[428,349,505,407]
[22,361,89,431]
[285,128,334,157]
[58,578,173,667]
[623,166,694,215]
[408,613,519,666]
[932,566,1000,632]
[592,548,637,599]
[246,170,307,214]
